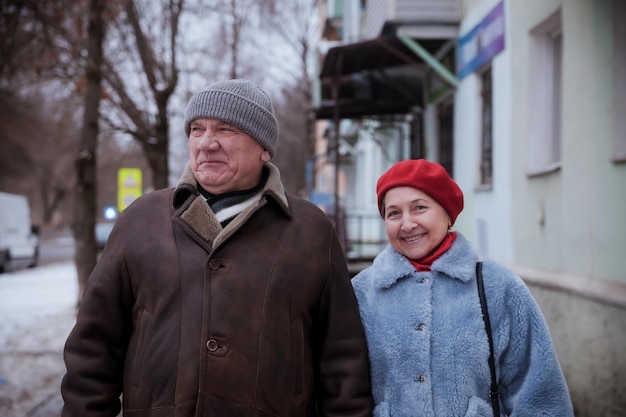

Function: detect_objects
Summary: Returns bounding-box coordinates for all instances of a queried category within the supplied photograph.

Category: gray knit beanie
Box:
[184,79,279,158]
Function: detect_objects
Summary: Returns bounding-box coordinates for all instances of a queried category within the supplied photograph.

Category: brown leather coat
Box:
[61,163,373,417]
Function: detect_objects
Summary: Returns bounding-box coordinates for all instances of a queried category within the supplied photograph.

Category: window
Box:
[528,10,562,174]
[479,66,493,186]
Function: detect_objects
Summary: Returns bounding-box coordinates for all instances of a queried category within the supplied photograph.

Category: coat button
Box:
[206,339,219,352]
[417,375,426,382]
[209,259,220,270]
[416,323,425,331]
[420,277,429,283]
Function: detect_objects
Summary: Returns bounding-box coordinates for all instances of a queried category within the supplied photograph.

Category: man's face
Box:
[188,118,271,194]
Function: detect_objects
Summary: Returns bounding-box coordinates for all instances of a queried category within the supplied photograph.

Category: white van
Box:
[0,191,40,273]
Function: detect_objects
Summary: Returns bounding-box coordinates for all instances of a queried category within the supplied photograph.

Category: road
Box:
[38,228,75,267]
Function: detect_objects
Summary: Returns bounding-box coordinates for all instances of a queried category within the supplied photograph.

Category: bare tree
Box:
[225,0,245,79]
[188,0,318,195]
[263,0,320,194]
[0,94,33,183]
[74,0,106,306]
[32,94,82,225]
[0,0,83,89]
[0,0,85,227]
[272,85,310,195]
[274,0,320,152]
[1,0,320,224]
[196,0,277,79]
[101,0,184,190]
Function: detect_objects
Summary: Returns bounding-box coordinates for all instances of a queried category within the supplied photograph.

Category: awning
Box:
[315,35,458,120]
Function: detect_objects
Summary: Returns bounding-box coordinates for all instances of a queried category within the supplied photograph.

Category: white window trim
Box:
[527,10,563,176]
[613,0,626,162]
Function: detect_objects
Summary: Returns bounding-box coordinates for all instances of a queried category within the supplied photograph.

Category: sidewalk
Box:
[0,262,77,417]
[29,393,64,417]
[0,251,370,416]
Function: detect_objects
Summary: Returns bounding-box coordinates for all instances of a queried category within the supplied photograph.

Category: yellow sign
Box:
[118,168,142,212]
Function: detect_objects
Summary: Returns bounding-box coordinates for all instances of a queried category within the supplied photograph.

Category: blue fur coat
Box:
[352,233,574,417]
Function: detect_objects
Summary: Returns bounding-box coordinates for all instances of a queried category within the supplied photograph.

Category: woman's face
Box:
[382,186,451,260]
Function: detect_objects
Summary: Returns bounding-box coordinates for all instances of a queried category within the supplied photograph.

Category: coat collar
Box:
[173,162,290,214]
[368,233,479,290]
[171,162,291,246]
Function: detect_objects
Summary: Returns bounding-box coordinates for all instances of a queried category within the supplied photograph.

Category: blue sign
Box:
[457,1,506,79]
[309,192,334,214]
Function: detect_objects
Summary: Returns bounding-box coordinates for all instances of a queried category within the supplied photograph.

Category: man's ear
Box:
[261,149,271,162]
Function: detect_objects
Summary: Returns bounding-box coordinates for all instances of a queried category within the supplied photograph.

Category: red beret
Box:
[376,159,464,224]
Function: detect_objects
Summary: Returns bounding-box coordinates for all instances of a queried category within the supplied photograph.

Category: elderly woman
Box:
[352,159,574,417]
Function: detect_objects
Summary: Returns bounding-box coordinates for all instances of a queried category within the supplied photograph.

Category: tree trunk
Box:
[143,95,170,189]
[73,0,105,308]
[143,136,169,190]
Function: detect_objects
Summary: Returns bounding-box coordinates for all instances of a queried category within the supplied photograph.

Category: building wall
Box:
[453,0,514,263]
[318,0,624,413]
[509,0,626,286]
[456,1,626,415]
[509,4,626,412]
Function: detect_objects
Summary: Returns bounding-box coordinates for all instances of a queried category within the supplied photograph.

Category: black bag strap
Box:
[476,261,501,417]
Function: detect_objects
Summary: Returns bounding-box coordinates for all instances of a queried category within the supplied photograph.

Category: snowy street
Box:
[0,261,78,417]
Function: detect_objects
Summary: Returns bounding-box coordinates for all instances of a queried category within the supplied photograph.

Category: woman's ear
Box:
[261,149,271,162]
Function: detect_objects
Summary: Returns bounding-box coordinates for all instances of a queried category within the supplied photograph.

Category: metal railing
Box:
[342,212,387,262]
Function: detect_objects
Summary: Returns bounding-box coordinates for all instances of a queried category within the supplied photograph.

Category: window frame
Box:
[478,64,494,188]
[527,10,563,177]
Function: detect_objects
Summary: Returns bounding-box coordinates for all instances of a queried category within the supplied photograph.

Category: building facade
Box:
[454,1,625,415]
[313,0,626,415]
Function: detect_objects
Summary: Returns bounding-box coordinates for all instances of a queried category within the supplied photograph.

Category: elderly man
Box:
[61,79,373,417]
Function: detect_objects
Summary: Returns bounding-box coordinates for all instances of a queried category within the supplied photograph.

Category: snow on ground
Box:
[0,261,78,417]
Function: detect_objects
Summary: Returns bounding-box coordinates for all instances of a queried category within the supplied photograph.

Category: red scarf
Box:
[409,232,457,272]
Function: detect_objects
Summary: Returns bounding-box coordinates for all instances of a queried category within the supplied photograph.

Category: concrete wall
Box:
[529,284,626,417]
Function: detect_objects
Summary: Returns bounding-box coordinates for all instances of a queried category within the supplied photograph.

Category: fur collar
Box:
[172,162,290,245]
[364,233,479,290]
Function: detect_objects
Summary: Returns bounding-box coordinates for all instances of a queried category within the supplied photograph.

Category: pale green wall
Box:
[455,2,626,415]
[509,0,626,285]
[453,0,514,262]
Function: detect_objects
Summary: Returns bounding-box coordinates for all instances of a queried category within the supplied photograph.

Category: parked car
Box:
[95,221,115,250]
[0,192,39,273]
